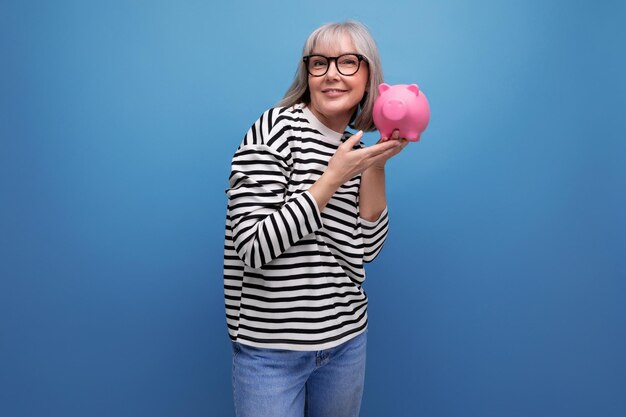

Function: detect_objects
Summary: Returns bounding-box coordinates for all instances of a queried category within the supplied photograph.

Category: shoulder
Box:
[242,106,304,144]
[238,105,306,161]
[272,104,309,128]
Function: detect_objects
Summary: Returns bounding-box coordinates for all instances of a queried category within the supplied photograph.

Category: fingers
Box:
[364,140,401,157]
[383,140,405,158]
[341,130,364,150]
[342,130,397,159]
[371,137,407,163]
[367,141,405,168]
[380,129,400,143]
[341,130,407,166]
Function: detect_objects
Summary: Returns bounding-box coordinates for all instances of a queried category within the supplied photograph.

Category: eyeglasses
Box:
[302,53,366,77]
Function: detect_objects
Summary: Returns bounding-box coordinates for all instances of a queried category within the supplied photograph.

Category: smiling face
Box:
[307,33,369,133]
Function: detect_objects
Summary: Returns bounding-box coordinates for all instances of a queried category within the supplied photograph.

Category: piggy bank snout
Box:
[382,99,407,121]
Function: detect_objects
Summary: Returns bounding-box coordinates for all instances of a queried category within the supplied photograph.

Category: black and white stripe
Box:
[224,104,389,351]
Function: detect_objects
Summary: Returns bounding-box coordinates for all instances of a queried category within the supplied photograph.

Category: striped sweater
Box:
[223,104,389,351]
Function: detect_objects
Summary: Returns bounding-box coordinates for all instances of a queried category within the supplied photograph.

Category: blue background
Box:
[2,0,625,416]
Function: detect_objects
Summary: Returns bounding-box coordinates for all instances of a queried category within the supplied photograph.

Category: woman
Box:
[224,20,407,417]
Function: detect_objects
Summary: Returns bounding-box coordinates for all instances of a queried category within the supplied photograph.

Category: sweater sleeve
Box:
[359,207,389,263]
[226,117,323,269]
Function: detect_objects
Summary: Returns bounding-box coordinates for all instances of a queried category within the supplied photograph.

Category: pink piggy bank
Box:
[373,83,430,141]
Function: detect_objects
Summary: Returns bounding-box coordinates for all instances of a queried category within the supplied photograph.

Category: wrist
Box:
[309,172,342,211]
[320,170,343,189]
[363,165,386,176]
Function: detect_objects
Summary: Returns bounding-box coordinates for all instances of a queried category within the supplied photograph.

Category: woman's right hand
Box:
[308,131,402,210]
[324,130,402,187]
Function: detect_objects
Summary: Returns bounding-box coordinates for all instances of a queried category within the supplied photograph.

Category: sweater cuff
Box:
[359,206,388,228]
[300,191,324,232]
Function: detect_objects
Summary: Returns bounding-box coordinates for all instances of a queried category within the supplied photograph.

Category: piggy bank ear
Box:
[408,84,420,95]
[378,83,391,94]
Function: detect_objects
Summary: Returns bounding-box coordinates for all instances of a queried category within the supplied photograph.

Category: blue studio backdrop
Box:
[2,1,625,416]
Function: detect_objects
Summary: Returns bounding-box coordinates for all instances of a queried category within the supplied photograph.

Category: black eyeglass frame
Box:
[302,53,367,77]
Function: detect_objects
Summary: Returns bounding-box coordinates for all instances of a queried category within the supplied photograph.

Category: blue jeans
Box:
[231,331,367,417]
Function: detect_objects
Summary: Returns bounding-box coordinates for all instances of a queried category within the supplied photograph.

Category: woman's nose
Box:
[325,60,341,78]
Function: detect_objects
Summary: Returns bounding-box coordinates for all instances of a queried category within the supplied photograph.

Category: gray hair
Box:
[277,21,384,132]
